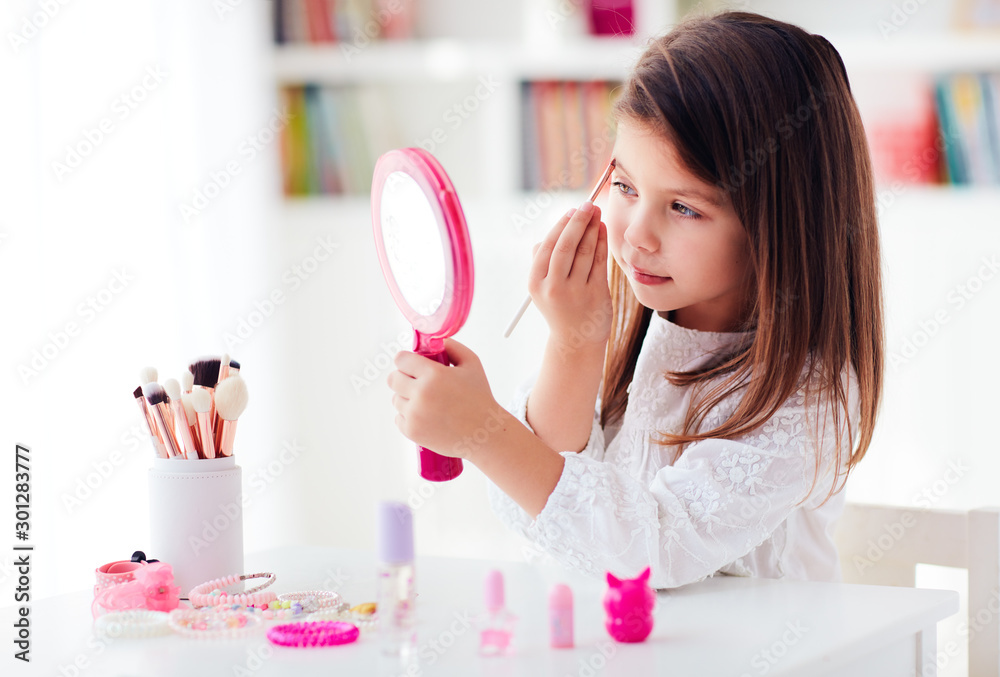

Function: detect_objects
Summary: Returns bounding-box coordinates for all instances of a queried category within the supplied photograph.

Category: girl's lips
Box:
[629,264,671,285]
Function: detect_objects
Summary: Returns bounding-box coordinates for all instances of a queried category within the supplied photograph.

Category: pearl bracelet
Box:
[94,610,171,639]
[188,572,277,608]
[168,608,262,639]
[277,590,345,613]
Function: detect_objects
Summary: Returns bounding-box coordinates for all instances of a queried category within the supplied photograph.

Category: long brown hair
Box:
[601,11,884,500]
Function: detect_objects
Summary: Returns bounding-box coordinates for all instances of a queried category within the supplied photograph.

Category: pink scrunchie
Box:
[92,562,180,619]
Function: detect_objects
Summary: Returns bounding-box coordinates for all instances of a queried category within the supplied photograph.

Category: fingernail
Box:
[579,201,594,214]
[565,208,576,219]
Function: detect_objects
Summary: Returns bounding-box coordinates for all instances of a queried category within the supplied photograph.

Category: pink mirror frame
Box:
[371,148,474,482]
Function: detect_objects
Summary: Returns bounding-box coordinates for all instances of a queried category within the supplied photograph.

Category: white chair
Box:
[835,503,1000,677]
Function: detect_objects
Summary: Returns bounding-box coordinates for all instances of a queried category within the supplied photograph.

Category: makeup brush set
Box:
[133,354,248,460]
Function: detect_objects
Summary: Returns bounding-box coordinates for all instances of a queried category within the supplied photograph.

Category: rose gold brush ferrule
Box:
[170,400,199,460]
[215,419,238,458]
[189,422,204,459]
[196,410,216,459]
[136,397,168,459]
[150,402,182,458]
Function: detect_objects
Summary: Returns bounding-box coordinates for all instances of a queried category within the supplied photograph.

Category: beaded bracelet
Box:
[188,572,277,608]
[267,620,359,648]
[277,590,344,613]
[94,610,171,639]
[168,608,262,639]
[306,604,377,633]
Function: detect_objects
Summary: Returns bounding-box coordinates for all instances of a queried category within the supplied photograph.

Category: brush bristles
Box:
[191,387,212,414]
[139,366,158,386]
[181,392,196,422]
[164,378,181,401]
[142,382,169,406]
[133,386,143,399]
[180,371,194,392]
[215,374,249,421]
[189,358,221,388]
[229,359,240,370]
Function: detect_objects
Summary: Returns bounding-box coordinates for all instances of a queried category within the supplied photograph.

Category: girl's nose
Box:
[624,215,658,253]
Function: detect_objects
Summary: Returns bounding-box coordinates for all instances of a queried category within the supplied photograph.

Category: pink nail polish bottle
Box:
[478,569,517,656]
[549,584,574,648]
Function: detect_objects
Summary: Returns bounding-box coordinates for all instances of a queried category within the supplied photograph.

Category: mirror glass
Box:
[379,170,448,317]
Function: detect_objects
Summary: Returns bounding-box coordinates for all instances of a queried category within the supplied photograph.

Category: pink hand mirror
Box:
[372,148,474,482]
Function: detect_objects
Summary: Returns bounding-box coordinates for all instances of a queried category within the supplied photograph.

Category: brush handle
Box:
[215,419,237,458]
[170,401,199,460]
[151,402,181,458]
[136,398,168,459]
[197,411,216,459]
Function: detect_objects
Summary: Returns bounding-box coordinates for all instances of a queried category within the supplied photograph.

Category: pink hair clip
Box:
[92,561,180,619]
[266,620,360,648]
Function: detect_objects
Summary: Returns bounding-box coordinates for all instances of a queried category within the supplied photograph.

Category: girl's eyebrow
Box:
[613,159,724,207]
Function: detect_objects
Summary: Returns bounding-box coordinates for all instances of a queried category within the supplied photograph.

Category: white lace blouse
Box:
[488,311,860,589]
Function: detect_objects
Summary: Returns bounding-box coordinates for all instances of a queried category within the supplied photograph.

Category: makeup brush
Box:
[180,370,194,395]
[189,357,221,427]
[214,374,248,458]
[139,366,158,387]
[228,359,240,375]
[191,388,216,459]
[503,159,616,338]
[165,378,198,460]
[142,382,182,458]
[180,391,202,458]
[218,352,231,384]
[134,386,168,459]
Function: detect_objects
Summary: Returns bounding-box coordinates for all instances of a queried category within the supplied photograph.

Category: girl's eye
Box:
[611,180,635,197]
[672,202,700,218]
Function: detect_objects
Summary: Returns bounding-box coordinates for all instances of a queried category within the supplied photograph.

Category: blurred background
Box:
[1,1,999,672]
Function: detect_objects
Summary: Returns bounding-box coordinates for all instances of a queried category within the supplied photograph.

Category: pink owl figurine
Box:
[603,567,655,643]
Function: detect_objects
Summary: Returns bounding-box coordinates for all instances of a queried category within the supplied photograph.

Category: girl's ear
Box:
[638,567,651,583]
[607,572,622,587]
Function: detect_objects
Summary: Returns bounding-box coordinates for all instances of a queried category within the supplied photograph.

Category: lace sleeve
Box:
[512,372,859,589]
[487,372,607,532]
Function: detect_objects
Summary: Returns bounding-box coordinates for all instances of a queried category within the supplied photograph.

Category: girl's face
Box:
[605,118,754,333]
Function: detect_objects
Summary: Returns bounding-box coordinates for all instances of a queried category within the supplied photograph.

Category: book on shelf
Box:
[522,80,620,192]
[866,71,1000,187]
[279,84,400,196]
[273,0,416,44]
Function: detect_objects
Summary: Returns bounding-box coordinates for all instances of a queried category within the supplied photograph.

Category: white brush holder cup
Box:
[148,457,244,598]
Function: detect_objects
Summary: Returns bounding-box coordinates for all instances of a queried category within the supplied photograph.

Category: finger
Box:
[549,202,596,280]
[386,369,417,399]
[590,221,609,284]
[568,207,603,282]
[393,350,439,379]
[442,338,481,368]
[528,208,576,284]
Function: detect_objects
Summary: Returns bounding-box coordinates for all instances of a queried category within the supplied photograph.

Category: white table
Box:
[3,546,958,676]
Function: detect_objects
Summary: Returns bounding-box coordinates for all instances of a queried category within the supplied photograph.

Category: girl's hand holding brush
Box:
[527,201,613,352]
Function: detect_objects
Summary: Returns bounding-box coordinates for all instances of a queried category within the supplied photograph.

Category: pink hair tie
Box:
[92,562,180,619]
[267,620,360,648]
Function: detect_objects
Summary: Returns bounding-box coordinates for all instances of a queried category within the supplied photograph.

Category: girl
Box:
[386,11,883,588]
